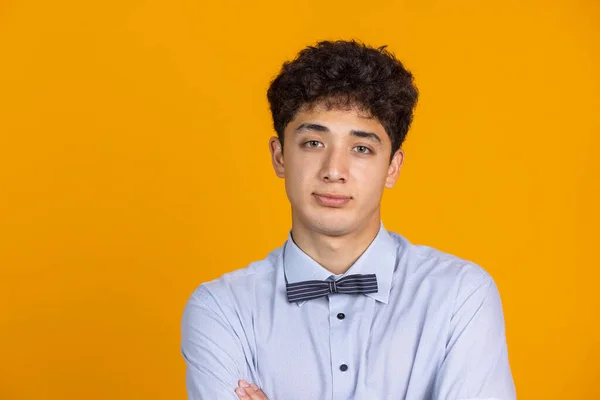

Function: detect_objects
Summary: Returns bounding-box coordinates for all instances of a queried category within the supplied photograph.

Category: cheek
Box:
[284,163,314,198]
[351,164,388,192]
[286,157,318,184]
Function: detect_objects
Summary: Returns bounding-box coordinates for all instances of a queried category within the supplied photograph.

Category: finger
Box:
[247,383,268,399]
[235,386,249,399]
[235,380,253,400]
[236,380,268,400]
[235,379,249,399]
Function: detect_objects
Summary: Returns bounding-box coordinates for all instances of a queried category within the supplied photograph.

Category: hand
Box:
[235,379,269,399]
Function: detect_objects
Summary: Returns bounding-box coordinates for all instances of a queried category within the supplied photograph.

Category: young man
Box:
[181,40,516,400]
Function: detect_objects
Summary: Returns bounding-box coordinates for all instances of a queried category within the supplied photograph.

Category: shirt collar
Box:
[283,221,397,307]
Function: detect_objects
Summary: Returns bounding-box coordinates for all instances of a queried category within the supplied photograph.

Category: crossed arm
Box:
[181,276,515,400]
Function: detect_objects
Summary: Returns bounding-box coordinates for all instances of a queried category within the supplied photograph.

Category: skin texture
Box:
[235,102,404,398]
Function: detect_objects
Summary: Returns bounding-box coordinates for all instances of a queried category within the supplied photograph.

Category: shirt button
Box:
[337,313,345,320]
[339,364,348,372]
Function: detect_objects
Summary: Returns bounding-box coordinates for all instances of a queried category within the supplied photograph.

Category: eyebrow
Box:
[295,122,382,143]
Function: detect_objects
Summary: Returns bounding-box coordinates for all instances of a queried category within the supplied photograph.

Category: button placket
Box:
[329,295,353,399]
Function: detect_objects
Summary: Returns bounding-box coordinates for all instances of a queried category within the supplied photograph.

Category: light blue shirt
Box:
[181,222,516,399]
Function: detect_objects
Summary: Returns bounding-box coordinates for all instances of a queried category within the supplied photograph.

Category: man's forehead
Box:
[290,107,384,134]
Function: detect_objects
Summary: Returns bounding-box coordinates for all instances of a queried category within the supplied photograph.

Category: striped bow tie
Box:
[286,273,378,303]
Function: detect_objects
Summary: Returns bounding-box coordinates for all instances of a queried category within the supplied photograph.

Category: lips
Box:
[313,193,352,208]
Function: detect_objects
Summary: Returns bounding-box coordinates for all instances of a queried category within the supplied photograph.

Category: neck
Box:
[290,213,381,275]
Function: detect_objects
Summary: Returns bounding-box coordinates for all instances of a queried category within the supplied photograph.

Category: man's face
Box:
[269,102,404,237]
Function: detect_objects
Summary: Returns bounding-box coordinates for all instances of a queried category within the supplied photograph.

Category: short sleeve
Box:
[181,285,250,399]
[433,272,516,400]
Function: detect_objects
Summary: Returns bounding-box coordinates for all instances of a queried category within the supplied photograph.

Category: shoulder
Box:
[183,244,283,315]
[388,231,495,302]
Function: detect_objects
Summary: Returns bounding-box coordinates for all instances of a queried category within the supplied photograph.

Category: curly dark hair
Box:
[266,39,419,161]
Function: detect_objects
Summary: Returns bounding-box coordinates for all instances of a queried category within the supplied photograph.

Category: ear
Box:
[269,136,285,178]
[385,148,404,188]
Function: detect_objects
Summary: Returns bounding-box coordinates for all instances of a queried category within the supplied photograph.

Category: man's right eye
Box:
[304,140,323,148]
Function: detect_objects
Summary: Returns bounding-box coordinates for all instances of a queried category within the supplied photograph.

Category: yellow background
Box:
[0,0,598,398]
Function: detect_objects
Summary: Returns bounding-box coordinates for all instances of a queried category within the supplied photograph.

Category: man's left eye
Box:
[354,146,371,154]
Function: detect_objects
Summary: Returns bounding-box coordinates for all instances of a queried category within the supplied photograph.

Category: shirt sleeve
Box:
[433,271,516,400]
[180,285,250,400]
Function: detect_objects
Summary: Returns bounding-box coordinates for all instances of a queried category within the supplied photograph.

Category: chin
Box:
[304,211,359,237]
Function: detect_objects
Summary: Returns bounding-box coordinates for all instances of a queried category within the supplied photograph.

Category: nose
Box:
[319,146,349,183]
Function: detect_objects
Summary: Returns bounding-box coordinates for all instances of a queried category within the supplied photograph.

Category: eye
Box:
[354,145,372,154]
[304,140,323,148]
